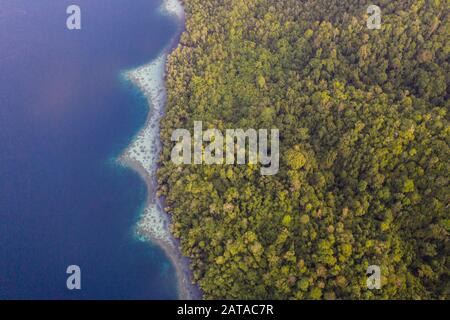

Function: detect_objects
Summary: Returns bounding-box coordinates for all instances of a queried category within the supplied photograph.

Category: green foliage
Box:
[286,146,307,170]
[158,0,449,299]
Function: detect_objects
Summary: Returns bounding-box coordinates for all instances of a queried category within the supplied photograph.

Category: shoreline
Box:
[118,0,202,300]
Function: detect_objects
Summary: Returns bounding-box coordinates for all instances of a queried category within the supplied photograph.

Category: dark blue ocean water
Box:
[0,0,179,299]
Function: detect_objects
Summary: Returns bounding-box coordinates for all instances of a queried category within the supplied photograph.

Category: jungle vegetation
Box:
[157,0,449,299]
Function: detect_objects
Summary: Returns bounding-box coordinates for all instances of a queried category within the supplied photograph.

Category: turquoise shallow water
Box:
[0,0,179,299]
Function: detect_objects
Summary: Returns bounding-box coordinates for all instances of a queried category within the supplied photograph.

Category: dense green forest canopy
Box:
[158,0,449,299]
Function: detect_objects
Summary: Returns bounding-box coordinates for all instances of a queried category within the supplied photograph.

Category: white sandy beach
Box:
[160,0,185,18]
[119,0,201,300]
